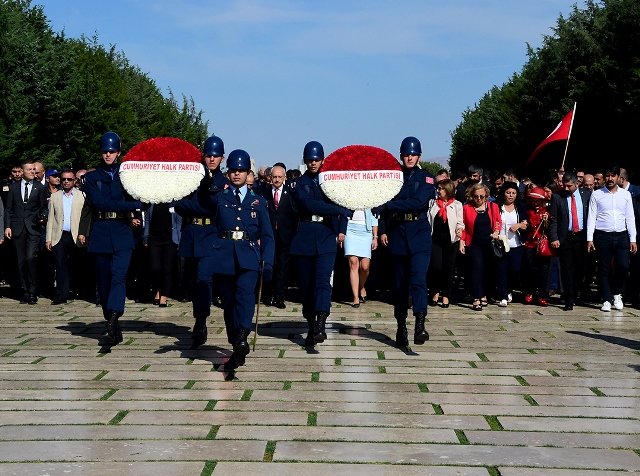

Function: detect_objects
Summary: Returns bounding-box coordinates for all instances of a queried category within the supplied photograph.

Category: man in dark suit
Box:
[4,160,48,303]
[259,164,298,309]
[550,171,592,311]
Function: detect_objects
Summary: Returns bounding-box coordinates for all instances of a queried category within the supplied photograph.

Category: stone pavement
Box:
[0,294,639,475]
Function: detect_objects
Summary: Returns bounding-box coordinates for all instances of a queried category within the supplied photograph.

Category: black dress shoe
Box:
[19,294,29,304]
[314,312,329,343]
[191,319,208,348]
[563,303,574,311]
[350,302,360,308]
[233,328,251,358]
[51,298,67,305]
[273,301,286,309]
[359,295,367,304]
[153,298,160,305]
[395,320,409,348]
[28,295,38,305]
[413,312,429,345]
[158,301,168,308]
[440,302,450,308]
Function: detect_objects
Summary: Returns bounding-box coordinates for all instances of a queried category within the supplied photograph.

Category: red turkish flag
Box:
[527,106,575,164]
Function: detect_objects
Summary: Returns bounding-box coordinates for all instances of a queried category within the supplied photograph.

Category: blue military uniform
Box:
[174,169,228,327]
[83,163,146,341]
[290,170,351,346]
[202,179,274,368]
[375,151,434,347]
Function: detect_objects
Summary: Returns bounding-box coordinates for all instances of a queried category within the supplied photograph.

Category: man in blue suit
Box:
[83,132,147,345]
[173,135,228,348]
[374,137,435,349]
[290,141,353,349]
[200,149,275,369]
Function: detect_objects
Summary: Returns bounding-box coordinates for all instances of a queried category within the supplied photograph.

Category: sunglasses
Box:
[473,194,486,199]
[61,177,75,182]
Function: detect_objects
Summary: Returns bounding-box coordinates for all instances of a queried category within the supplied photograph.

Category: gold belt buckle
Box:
[106,212,117,219]
[231,230,245,240]
[404,213,414,221]
[311,215,323,222]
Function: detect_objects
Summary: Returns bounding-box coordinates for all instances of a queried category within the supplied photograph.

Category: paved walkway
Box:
[0,294,638,475]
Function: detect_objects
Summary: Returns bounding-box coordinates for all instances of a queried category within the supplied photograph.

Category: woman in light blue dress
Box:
[344,208,378,307]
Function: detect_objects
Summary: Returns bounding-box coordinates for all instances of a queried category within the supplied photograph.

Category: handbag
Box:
[532,218,554,258]
[491,238,505,258]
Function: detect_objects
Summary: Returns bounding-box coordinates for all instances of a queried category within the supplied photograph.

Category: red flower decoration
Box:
[123,137,201,163]
[321,145,400,172]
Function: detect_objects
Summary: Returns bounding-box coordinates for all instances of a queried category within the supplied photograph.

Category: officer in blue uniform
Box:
[290,141,352,348]
[173,135,228,348]
[201,150,274,369]
[373,136,434,349]
[83,132,147,345]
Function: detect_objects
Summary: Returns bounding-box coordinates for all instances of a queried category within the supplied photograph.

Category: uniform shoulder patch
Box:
[425,176,434,184]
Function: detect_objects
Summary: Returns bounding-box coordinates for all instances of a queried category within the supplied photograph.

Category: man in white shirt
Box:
[586,165,637,311]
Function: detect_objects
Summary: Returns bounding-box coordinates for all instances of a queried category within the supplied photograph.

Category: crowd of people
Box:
[1,133,638,369]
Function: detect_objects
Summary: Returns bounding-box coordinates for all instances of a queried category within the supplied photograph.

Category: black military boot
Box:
[232,328,251,367]
[304,316,316,348]
[395,317,409,349]
[191,317,208,349]
[414,311,429,345]
[105,311,123,345]
[314,311,329,343]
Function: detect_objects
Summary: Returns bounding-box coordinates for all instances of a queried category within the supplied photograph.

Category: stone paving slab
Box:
[1,296,640,474]
[273,441,640,470]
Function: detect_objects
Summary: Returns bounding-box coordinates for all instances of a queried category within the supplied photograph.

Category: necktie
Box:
[274,188,280,209]
[570,193,579,233]
[23,182,29,203]
[235,188,241,206]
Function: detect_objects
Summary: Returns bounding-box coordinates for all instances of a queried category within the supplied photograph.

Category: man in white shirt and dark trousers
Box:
[586,165,637,311]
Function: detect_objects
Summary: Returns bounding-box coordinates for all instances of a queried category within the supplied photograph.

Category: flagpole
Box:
[560,102,577,170]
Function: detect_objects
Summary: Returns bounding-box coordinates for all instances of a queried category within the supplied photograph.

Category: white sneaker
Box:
[613,294,624,310]
[498,299,508,307]
[507,293,513,303]
[601,301,611,312]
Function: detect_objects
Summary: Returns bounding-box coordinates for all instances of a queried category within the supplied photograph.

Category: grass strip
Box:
[263,441,276,462]
[200,461,216,476]
[378,366,386,373]
[205,426,219,440]
[486,467,502,476]
[590,386,606,396]
[477,353,489,362]
[350,339,357,346]
[484,415,504,431]
[432,403,444,415]
[277,349,285,358]
[455,429,469,444]
[100,389,117,401]
[139,364,150,371]
[18,338,35,345]
[108,410,129,425]
[204,400,217,411]
[445,329,454,336]
[547,369,560,377]
[527,349,537,354]
[450,340,460,348]
[184,380,196,389]
[523,394,539,406]
[93,370,108,381]
[30,357,46,364]
[241,389,253,401]
[514,375,529,386]
[185,358,194,365]
[417,383,429,393]
[307,411,317,426]
[334,358,342,366]
[377,350,385,360]
[468,361,478,368]
[311,372,320,382]
[282,381,292,390]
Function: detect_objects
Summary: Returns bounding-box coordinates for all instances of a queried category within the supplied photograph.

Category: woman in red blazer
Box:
[460,183,502,310]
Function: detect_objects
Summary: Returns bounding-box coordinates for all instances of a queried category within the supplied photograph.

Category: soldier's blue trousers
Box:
[296,252,335,318]
[392,251,430,317]
[93,250,133,315]
[217,269,259,342]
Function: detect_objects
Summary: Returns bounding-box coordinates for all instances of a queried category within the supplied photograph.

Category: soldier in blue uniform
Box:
[173,135,228,348]
[373,137,434,349]
[83,132,147,345]
[200,150,275,369]
[290,141,352,349]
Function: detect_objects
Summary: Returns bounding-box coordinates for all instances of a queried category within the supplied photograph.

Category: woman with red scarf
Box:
[522,187,552,306]
[460,183,502,310]
[427,179,463,307]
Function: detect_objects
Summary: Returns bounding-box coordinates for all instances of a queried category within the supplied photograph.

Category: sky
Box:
[40,0,586,170]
